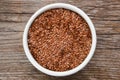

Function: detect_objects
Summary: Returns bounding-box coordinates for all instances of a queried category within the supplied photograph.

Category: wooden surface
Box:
[0,0,120,80]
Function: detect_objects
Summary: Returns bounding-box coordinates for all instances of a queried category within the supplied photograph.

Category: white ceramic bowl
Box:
[23,3,97,77]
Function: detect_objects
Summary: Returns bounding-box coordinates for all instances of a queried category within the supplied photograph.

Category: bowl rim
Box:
[23,3,97,77]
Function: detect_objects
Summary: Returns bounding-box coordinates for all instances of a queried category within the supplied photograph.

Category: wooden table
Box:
[0,0,120,80]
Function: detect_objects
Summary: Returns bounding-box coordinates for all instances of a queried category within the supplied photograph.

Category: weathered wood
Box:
[0,49,119,80]
[0,13,31,22]
[0,0,120,80]
[0,22,25,32]
[0,32,120,52]
[0,32,23,52]
[0,21,120,35]
[0,0,120,14]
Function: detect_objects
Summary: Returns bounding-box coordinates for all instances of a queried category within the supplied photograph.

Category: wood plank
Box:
[93,20,120,35]
[97,35,120,49]
[0,20,120,35]
[0,22,25,32]
[0,10,120,22]
[0,32,23,52]
[0,49,119,79]
[0,13,31,22]
[0,0,120,14]
[0,0,120,22]
[0,32,120,53]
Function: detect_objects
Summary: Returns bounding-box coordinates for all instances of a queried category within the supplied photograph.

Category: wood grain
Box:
[0,0,120,80]
[0,49,120,80]
[1,21,120,35]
